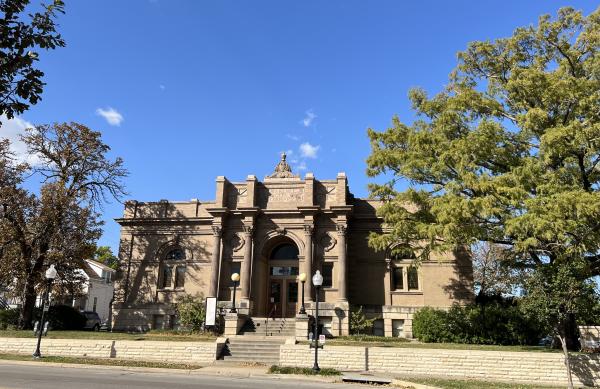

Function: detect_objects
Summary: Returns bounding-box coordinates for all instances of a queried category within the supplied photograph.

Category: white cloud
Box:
[299,142,320,159]
[286,134,300,141]
[0,115,40,165]
[96,107,124,126]
[302,109,316,127]
[295,161,307,171]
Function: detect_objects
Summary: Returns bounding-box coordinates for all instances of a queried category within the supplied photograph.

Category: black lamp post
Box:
[33,264,57,359]
[298,272,306,315]
[311,270,323,373]
[230,272,240,313]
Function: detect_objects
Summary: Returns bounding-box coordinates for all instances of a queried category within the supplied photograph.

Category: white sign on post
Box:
[205,297,217,326]
[319,334,325,344]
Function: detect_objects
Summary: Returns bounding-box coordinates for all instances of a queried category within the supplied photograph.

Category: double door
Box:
[268,279,298,318]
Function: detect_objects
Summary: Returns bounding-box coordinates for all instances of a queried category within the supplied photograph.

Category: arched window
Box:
[390,245,416,260]
[270,243,299,260]
[159,247,186,289]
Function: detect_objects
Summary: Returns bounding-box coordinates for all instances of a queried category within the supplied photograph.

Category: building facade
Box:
[112,154,473,337]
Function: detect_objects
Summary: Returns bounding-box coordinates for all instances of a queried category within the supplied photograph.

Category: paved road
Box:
[0,363,366,389]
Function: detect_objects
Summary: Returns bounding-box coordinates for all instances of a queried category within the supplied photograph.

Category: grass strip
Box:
[0,330,216,342]
[268,365,341,376]
[0,353,204,370]
[405,377,564,389]
[299,339,557,352]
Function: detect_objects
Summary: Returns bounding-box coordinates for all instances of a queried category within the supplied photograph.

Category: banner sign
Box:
[205,297,217,326]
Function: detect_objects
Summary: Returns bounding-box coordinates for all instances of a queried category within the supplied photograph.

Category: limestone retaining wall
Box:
[280,344,600,387]
[0,337,220,365]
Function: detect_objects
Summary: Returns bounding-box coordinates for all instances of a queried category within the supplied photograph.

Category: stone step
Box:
[226,350,280,357]
[223,357,279,365]
[227,342,282,347]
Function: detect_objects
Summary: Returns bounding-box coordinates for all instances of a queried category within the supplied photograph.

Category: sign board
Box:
[43,305,49,312]
[319,334,325,344]
[205,297,217,326]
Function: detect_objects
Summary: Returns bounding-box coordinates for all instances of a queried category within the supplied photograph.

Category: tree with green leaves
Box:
[367,7,600,276]
[0,123,127,328]
[520,260,599,389]
[349,306,377,335]
[94,246,119,270]
[0,0,65,124]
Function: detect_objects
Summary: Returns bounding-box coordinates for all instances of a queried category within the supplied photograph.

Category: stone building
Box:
[112,154,473,337]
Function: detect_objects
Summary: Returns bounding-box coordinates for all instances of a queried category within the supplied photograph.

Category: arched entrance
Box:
[266,238,299,318]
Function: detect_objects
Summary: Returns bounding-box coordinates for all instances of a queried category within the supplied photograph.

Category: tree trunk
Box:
[18,276,38,330]
[559,334,574,389]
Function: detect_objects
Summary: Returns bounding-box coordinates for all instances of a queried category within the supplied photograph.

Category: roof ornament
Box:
[267,152,299,179]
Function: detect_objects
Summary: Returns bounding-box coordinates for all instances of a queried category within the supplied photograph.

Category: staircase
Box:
[221,317,296,365]
[240,317,296,337]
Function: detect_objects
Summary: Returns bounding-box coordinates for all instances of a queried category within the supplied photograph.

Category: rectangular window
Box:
[392,267,404,290]
[270,266,299,276]
[322,263,333,288]
[373,319,384,337]
[161,266,172,288]
[321,317,333,337]
[175,266,186,288]
[392,319,405,337]
[92,297,97,313]
[153,314,165,330]
[407,267,419,290]
[231,262,241,277]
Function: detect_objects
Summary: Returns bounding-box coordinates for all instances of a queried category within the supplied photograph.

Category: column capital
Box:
[335,224,347,236]
[303,224,314,236]
[211,225,222,237]
[242,225,254,236]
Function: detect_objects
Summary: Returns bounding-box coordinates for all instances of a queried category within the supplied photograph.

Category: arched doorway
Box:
[266,239,299,318]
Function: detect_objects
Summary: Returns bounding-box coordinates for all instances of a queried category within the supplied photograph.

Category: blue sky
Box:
[2,0,597,253]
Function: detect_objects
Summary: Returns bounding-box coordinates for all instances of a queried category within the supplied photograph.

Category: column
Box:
[384,258,392,306]
[303,225,314,303]
[208,225,222,298]
[241,225,253,299]
[336,224,347,301]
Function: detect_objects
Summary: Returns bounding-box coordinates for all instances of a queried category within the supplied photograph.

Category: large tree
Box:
[367,7,600,277]
[0,0,65,124]
[0,123,127,328]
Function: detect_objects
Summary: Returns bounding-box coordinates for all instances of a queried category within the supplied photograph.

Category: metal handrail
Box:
[266,305,277,336]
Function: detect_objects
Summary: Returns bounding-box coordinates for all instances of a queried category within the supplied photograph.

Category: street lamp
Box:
[298,273,307,315]
[230,272,240,313]
[33,264,57,358]
[311,270,323,373]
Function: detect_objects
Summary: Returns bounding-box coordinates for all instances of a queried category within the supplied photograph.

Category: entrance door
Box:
[286,280,298,317]
[269,280,283,318]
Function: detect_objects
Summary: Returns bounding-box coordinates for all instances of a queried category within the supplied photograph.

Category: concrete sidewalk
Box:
[0,359,441,388]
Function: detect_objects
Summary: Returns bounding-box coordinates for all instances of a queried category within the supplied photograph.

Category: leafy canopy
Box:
[367,7,600,275]
[0,0,65,123]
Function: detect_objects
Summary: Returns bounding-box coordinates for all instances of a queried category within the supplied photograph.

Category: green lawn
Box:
[0,330,216,342]
[0,353,204,369]
[299,338,556,352]
[404,377,565,389]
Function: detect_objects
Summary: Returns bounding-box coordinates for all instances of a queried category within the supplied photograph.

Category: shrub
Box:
[349,306,378,335]
[0,308,19,330]
[176,294,206,332]
[412,302,544,345]
[34,305,86,330]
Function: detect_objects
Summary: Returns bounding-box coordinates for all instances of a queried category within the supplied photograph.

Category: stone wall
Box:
[280,344,600,387]
[0,337,221,365]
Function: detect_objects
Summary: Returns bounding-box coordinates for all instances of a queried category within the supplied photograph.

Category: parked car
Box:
[82,311,101,331]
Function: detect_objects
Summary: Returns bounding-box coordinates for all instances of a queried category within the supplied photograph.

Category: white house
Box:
[72,259,115,323]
